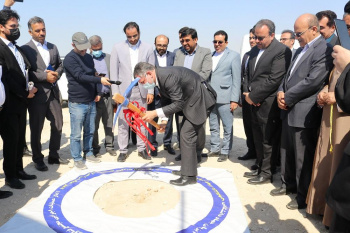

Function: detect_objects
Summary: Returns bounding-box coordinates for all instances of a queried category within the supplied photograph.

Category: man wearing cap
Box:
[64,32,111,170]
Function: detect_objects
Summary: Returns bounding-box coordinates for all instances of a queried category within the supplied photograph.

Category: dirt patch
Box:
[93,179,180,218]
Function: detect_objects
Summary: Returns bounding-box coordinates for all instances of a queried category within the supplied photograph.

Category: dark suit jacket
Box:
[154,50,175,67]
[21,40,63,103]
[329,34,340,47]
[0,39,31,114]
[278,36,334,128]
[156,66,216,125]
[243,39,292,119]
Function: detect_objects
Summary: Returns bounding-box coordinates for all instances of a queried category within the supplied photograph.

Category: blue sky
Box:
[12,0,345,56]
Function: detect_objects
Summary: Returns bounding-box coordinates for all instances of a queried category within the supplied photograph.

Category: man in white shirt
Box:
[21,16,68,172]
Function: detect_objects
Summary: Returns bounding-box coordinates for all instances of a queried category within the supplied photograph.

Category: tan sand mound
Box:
[93,179,180,218]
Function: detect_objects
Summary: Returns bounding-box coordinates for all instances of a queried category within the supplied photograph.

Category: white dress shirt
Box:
[212,50,224,71]
[254,49,265,70]
[128,40,140,80]
[32,39,50,67]
[156,52,167,67]
[0,66,5,106]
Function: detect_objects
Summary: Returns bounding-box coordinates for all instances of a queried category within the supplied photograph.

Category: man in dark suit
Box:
[148,34,175,157]
[135,62,216,186]
[271,14,333,210]
[21,16,68,172]
[316,10,339,47]
[242,19,292,185]
[280,29,297,59]
[89,35,116,157]
[0,9,37,189]
[238,28,257,163]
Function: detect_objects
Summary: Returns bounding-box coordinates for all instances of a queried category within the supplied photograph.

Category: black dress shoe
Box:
[34,161,48,171]
[250,164,259,170]
[150,149,158,157]
[238,153,256,160]
[5,178,25,189]
[48,157,69,165]
[270,187,287,196]
[286,199,307,210]
[175,154,181,161]
[0,190,13,199]
[247,175,272,185]
[217,154,228,162]
[243,170,259,178]
[207,151,220,157]
[171,170,181,176]
[138,150,151,160]
[170,176,197,186]
[117,153,128,162]
[164,145,176,155]
[17,171,37,180]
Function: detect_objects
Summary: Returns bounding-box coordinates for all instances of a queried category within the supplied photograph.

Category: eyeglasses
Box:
[249,36,256,40]
[255,36,266,41]
[213,40,224,45]
[180,39,191,44]
[156,44,168,48]
[294,26,312,37]
[280,38,291,41]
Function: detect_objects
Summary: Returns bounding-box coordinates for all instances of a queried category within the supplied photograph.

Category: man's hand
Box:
[243,92,254,105]
[230,102,238,112]
[101,77,111,86]
[94,95,101,102]
[317,91,328,107]
[325,92,336,105]
[46,70,58,83]
[141,110,157,123]
[332,45,350,73]
[277,91,288,110]
[4,0,15,7]
[27,87,38,98]
[157,120,167,133]
[146,94,154,104]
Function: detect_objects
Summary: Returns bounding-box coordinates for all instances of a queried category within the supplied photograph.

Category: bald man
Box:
[271,13,333,210]
[147,35,175,157]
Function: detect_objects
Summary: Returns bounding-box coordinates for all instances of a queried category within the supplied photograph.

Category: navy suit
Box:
[148,51,175,150]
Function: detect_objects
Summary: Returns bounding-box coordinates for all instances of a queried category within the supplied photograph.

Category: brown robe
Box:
[306,69,350,226]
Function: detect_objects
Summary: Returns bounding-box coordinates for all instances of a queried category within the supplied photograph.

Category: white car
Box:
[57,57,68,102]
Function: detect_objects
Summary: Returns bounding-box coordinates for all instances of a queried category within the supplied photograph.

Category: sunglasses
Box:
[255,36,266,41]
[213,40,224,44]
[294,26,312,37]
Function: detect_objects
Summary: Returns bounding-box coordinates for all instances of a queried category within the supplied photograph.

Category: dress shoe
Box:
[150,149,158,157]
[107,149,117,156]
[16,171,37,180]
[175,154,181,161]
[238,152,256,161]
[5,178,25,189]
[243,170,259,178]
[34,161,48,172]
[0,190,13,199]
[270,187,287,196]
[170,176,197,186]
[286,199,307,210]
[164,145,176,155]
[171,170,181,176]
[138,150,151,160]
[247,175,272,185]
[250,164,259,170]
[48,157,69,165]
[23,147,32,156]
[207,150,220,157]
[217,154,228,162]
[117,153,128,162]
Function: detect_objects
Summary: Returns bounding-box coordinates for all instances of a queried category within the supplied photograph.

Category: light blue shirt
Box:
[93,53,110,94]
[183,46,197,69]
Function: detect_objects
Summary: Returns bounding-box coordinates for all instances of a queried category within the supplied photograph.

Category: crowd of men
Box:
[1,0,350,231]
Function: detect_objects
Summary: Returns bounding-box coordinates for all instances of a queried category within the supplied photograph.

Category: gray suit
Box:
[278,36,334,206]
[173,45,212,80]
[156,66,216,176]
[208,48,241,155]
[110,40,155,153]
[21,40,63,163]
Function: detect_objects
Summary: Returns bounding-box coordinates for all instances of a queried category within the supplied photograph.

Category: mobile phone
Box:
[98,73,106,77]
[14,0,24,2]
[334,19,350,50]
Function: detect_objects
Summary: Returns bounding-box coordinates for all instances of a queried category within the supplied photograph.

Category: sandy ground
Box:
[0,106,328,232]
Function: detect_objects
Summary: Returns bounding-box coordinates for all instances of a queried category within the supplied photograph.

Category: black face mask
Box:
[6,28,20,42]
